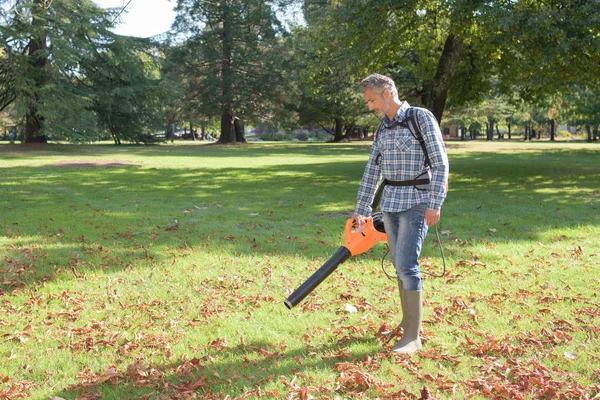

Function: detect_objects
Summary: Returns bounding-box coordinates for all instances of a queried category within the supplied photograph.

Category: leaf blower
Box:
[284,213,387,309]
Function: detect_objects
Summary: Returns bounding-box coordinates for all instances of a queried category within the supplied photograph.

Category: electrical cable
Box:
[380,223,447,280]
[110,0,133,25]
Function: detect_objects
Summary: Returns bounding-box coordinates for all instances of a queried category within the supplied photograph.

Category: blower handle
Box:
[343,216,387,256]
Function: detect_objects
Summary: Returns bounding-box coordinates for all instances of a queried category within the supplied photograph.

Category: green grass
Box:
[0,141,599,399]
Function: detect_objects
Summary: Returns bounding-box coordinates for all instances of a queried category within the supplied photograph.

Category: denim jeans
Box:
[383,203,428,291]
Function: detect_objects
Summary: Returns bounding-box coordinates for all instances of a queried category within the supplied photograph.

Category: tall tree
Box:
[285,24,366,141]
[81,38,176,144]
[172,0,290,144]
[561,87,600,142]
[0,0,117,142]
[489,0,600,104]
[304,0,485,122]
[303,0,600,125]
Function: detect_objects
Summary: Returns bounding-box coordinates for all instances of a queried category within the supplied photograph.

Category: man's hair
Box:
[359,74,398,99]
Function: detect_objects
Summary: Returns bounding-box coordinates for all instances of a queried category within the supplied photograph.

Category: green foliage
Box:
[0,0,174,143]
[169,0,292,141]
[301,0,600,124]
[0,0,118,140]
[560,86,600,127]
[82,38,176,144]
[487,0,600,102]
[285,24,367,136]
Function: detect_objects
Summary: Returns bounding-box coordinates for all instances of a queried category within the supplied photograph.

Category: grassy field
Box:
[0,141,599,399]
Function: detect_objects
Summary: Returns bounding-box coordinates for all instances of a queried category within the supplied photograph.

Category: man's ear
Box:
[382,89,391,100]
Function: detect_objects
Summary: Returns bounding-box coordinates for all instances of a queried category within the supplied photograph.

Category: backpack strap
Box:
[401,107,432,168]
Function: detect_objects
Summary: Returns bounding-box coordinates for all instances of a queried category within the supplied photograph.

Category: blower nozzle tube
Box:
[284,246,351,309]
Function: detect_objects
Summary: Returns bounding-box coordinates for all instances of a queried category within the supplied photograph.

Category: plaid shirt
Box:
[354,102,449,216]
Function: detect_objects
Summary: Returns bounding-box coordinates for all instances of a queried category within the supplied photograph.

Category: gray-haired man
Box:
[352,73,449,354]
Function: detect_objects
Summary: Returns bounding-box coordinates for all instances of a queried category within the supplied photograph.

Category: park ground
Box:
[0,140,599,399]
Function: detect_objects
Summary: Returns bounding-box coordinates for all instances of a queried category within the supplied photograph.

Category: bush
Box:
[558,130,572,138]
[294,132,308,141]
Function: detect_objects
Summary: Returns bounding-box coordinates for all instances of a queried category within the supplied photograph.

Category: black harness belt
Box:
[384,178,430,187]
[371,174,431,210]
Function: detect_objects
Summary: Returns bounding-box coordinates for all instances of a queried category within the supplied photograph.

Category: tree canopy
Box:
[1,0,599,144]
[170,0,292,144]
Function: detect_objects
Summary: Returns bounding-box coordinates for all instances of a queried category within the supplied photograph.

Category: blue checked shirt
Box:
[354,102,449,216]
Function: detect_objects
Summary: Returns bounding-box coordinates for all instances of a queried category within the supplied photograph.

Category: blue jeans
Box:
[383,204,428,291]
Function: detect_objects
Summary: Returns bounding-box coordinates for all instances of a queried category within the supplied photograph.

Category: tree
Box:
[489,1,600,104]
[302,0,600,127]
[171,0,291,144]
[561,87,600,142]
[82,38,176,144]
[0,0,118,142]
[285,24,366,141]
[303,0,487,123]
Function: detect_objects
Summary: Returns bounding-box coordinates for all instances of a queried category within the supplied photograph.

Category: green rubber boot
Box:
[385,279,406,339]
[391,289,422,354]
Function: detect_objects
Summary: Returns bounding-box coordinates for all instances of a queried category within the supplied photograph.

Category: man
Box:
[352,74,449,354]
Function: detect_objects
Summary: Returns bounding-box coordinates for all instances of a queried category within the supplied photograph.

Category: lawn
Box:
[0,141,599,399]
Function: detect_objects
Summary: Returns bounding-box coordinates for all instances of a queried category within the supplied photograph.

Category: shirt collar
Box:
[382,101,410,128]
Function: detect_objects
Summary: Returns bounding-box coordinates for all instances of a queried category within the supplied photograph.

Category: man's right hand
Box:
[351,213,366,228]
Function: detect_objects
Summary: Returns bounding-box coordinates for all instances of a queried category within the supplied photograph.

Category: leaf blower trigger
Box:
[284,213,387,309]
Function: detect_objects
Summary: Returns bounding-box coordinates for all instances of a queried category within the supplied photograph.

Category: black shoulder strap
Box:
[403,107,432,168]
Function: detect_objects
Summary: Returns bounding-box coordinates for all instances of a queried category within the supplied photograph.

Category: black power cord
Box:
[380,223,447,279]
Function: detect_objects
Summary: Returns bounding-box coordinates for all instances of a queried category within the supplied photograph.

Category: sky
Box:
[93,0,177,38]
[93,1,304,38]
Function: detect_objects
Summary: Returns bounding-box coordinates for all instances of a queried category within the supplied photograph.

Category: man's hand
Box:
[425,209,440,226]
[352,213,366,228]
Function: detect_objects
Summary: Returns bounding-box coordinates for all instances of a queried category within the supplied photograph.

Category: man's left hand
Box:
[425,209,440,226]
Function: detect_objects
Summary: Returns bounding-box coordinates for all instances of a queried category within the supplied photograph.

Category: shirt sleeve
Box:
[416,109,449,211]
[354,140,382,217]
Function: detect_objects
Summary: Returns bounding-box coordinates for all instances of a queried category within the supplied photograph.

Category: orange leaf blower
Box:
[284,213,387,309]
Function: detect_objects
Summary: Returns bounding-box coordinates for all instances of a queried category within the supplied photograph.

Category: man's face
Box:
[363,88,390,117]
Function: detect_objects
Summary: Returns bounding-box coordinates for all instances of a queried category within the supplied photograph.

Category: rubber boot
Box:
[385,279,406,339]
[391,290,422,354]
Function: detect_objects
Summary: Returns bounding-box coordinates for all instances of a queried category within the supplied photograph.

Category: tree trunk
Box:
[219,112,235,144]
[424,33,462,123]
[167,114,176,142]
[508,122,512,139]
[332,117,345,142]
[109,125,121,145]
[234,118,246,143]
[486,119,494,141]
[24,0,48,143]
[550,119,555,141]
[216,2,237,144]
[594,126,598,141]
[189,122,196,141]
[586,125,592,142]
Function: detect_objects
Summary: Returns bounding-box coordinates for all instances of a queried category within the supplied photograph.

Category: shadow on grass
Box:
[1,148,599,294]
[0,142,367,161]
[52,336,392,399]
